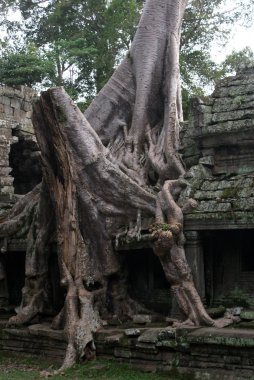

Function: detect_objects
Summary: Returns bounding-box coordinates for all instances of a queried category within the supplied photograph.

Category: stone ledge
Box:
[1,323,254,379]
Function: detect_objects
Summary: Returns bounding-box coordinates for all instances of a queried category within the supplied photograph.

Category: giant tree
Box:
[0,0,227,373]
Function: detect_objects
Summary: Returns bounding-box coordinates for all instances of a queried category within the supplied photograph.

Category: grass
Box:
[0,352,179,380]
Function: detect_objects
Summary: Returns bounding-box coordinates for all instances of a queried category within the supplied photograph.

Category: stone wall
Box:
[181,65,254,229]
[0,85,40,207]
[1,323,254,380]
[179,65,254,308]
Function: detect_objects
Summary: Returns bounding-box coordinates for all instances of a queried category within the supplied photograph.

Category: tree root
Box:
[8,274,51,326]
[50,264,101,374]
[152,179,215,327]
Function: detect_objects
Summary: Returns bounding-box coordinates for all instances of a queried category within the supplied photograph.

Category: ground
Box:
[0,352,179,380]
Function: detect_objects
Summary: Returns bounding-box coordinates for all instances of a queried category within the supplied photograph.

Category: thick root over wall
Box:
[0,0,233,373]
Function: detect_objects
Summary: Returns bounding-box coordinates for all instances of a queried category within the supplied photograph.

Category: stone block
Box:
[25,110,32,119]
[233,198,254,211]
[133,314,153,324]
[194,190,223,201]
[1,96,11,106]
[13,108,27,121]
[207,306,226,318]
[223,355,241,365]
[0,151,10,161]
[213,94,254,112]
[156,340,176,349]
[213,83,254,98]
[137,328,164,344]
[4,105,13,116]
[0,186,14,194]
[212,109,254,124]
[157,328,176,341]
[0,159,9,166]
[203,118,254,136]
[135,341,158,353]
[0,177,13,187]
[240,310,254,321]
[0,193,13,202]
[199,156,214,167]
[105,334,123,344]
[22,100,32,112]
[124,328,141,337]
[10,98,21,109]
[0,169,12,178]
[20,123,34,135]
[201,180,219,191]
[114,348,132,358]
[238,321,254,329]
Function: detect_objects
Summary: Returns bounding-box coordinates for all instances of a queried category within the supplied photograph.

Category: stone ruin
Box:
[0,85,41,308]
[180,65,254,312]
[1,68,254,378]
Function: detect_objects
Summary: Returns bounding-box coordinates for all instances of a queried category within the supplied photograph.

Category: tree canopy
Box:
[0,0,253,108]
[0,0,143,101]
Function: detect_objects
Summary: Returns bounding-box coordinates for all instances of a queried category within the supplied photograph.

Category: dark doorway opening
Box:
[9,137,42,195]
[122,248,171,314]
[5,251,26,307]
[48,250,65,313]
[203,229,254,308]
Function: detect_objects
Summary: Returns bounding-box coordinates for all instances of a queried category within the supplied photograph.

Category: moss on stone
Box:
[221,187,239,199]
[240,310,254,321]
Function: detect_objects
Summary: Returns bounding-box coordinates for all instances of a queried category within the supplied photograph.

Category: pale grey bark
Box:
[86,0,187,182]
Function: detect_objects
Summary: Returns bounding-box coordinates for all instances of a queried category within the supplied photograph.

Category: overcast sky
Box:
[212,24,254,63]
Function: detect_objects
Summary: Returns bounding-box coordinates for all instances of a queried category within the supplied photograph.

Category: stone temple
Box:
[181,65,254,312]
[1,67,254,379]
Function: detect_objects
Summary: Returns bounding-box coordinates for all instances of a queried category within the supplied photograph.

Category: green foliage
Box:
[221,187,239,199]
[153,223,171,231]
[2,0,142,99]
[0,353,177,380]
[0,43,54,87]
[220,47,254,76]
[1,0,254,109]
[180,0,254,117]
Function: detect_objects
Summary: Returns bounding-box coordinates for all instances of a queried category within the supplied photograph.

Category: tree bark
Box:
[0,0,220,372]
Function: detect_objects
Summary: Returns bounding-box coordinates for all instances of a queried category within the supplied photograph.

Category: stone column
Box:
[0,122,14,206]
[184,231,206,303]
[0,252,8,307]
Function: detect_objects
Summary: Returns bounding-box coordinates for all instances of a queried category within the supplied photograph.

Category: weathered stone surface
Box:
[2,321,254,379]
[203,118,254,136]
[211,109,254,124]
[181,67,254,229]
[199,156,214,167]
[213,94,254,112]
[240,310,254,321]
[124,328,141,337]
[207,306,226,318]
[213,83,254,98]
[132,314,153,324]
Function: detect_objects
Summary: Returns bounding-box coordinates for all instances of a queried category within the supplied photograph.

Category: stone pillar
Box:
[0,123,14,205]
[184,231,205,303]
[0,252,8,307]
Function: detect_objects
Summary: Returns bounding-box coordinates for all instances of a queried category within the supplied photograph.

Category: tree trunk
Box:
[0,0,219,372]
